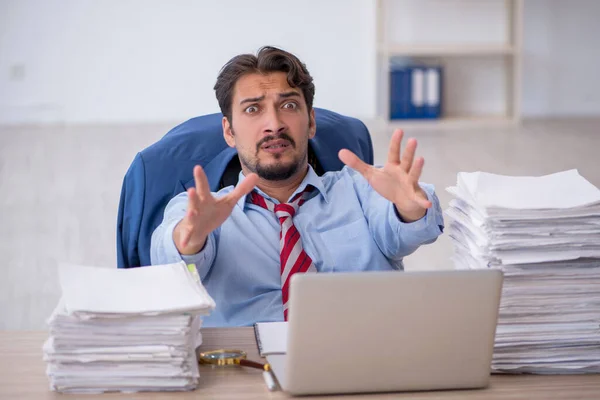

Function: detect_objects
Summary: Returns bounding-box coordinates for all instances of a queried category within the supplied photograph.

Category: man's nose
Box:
[263,108,286,135]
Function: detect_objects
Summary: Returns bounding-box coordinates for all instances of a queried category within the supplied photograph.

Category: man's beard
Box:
[237,131,306,181]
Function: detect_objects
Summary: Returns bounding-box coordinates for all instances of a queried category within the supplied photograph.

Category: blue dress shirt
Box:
[151,166,444,327]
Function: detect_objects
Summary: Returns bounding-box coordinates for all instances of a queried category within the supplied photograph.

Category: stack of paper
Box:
[445,169,600,374]
[44,261,215,393]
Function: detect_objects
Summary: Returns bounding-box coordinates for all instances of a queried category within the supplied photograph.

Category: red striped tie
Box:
[250,187,316,321]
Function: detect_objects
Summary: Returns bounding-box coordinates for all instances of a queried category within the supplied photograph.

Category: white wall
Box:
[1,0,600,124]
[522,0,600,117]
[0,0,377,124]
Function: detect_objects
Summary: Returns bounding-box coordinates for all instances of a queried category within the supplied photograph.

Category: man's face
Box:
[223,72,316,181]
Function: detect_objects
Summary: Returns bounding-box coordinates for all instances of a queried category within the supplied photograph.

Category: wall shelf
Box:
[379,44,516,57]
[376,0,524,130]
[371,115,517,132]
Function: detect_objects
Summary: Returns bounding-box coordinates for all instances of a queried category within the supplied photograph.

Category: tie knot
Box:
[274,203,298,219]
[250,186,314,220]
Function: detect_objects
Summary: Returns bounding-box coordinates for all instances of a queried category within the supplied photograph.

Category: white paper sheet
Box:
[255,321,288,355]
[58,261,215,317]
[458,169,600,210]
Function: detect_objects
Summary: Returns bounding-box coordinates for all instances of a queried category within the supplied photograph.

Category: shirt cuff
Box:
[391,184,444,240]
[163,218,215,267]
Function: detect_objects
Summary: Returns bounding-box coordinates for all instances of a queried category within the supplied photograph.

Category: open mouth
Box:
[261,139,292,150]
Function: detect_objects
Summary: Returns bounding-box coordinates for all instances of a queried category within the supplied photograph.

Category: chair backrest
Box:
[116,108,374,268]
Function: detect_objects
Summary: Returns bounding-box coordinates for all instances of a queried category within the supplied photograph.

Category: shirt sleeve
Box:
[150,192,217,281]
[346,167,445,261]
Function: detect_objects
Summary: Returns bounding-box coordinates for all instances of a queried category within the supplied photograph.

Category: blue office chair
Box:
[116,108,374,268]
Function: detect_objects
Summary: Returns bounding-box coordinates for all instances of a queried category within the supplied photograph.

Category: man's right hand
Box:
[174,165,259,255]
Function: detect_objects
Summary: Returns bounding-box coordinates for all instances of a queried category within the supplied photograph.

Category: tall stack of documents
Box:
[44,261,215,393]
[445,169,600,374]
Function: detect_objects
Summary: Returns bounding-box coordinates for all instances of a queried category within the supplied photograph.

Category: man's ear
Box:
[222,116,236,148]
[308,108,316,139]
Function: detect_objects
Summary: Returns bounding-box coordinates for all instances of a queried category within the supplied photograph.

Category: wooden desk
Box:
[1,329,599,399]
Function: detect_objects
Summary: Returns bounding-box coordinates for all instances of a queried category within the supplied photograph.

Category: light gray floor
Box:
[1,118,599,329]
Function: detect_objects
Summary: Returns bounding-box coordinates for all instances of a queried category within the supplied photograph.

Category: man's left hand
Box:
[339,129,432,222]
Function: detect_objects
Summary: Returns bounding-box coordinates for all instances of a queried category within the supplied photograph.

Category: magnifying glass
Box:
[198,349,266,370]
[198,349,279,390]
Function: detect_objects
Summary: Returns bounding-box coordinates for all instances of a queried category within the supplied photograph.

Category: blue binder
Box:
[390,64,442,120]
[424,66,442,119]
[390,66,411,119]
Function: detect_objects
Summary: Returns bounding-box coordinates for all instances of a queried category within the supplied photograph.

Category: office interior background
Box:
[1,0,599,330]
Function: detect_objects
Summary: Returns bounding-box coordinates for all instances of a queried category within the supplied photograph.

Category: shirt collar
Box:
[235,164,329,209]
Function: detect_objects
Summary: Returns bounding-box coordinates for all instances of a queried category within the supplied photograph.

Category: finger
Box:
[400,138,417,173]
[194,165,211,201]
[408,156,425,182]
[339,149,374,180]
[186,188,200,219]
[386,129,403,165]
[224,173,259,205]
[417,196,433,209]
[415,189,433,209]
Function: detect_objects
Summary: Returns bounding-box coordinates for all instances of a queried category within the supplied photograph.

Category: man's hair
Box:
[214,46,315,122]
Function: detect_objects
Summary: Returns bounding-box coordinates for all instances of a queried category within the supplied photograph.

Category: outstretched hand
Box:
[338,129,431,222]
[174,165,259,254]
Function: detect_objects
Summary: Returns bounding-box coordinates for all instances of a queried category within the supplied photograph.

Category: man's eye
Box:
[245,106,258,113]
[283,102,297,110]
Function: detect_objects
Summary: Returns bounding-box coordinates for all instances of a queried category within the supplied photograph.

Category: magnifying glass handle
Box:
[239,359,267,370]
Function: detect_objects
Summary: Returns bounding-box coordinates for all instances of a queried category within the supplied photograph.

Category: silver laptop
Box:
[268,269,503,395]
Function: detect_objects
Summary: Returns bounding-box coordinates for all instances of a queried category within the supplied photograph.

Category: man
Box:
[151,46,444,326]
